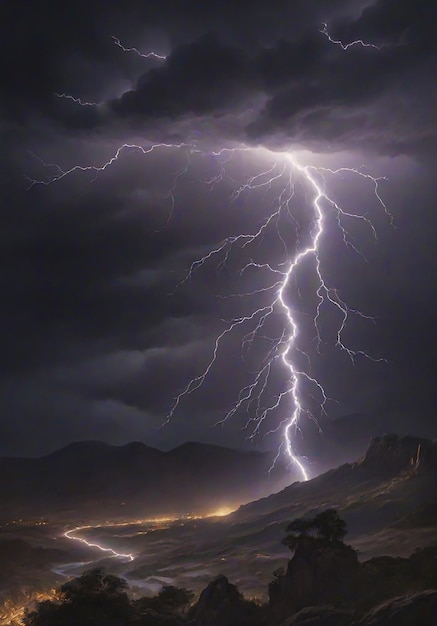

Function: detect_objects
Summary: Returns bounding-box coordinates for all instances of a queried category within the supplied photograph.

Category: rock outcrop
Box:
[360,433,437,473]
[280,605,355,625]
[356,589,437,625]
[189,575,263,626]
[273,539,362,615]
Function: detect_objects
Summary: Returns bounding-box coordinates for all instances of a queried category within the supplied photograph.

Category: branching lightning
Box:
[112,35,167,60]
[25,142,186,190]
[165,151,389,481]
[320,22,384,50]
[28,142,390,483]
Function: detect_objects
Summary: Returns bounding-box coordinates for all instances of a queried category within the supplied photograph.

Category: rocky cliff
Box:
[271,539,362,618]
[189,575,264,626]
[360,433,437,473]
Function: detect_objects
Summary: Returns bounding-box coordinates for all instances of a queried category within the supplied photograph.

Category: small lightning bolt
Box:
[112,35,167,60]
[320,22,384,50]
[27,144,390,482]
[55,93,100,106]
[26,142,187,189]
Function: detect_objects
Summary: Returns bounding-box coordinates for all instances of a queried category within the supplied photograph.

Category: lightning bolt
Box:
[164,150,389,481]
[27,144,390,482]
[320,22,384,50]
[64,526,134,561]
[112,35,167,60]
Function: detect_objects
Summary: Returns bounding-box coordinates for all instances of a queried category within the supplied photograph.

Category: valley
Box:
[2,434,437,625]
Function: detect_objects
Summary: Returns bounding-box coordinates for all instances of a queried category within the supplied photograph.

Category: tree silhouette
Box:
[23,568,140,626]
[282,517,313,551]
[283,509,348,551]
[313,509,347,542]
[23,568,195,626]
[61,568,129,603]
[135,585,194,615]
[268,567,285,606]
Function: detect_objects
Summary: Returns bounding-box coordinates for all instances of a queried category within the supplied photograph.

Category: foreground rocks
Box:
[276,592,437,626]
[19,566,437,626]
[268,534,437,618]
[190,576,437,625]
[278,538,362,613]
[356,589,437,626]
[279,605,356,625]
[189,574,265,626]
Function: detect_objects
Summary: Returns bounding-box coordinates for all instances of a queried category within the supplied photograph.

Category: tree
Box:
[268,567,285,606]
[24,568,194,626]
[135,585,194,615]
[156,586,194,612]
[313,509,348,542]
[282,516,314,551]
[283,509,348,552]
[61,568,128,602]
[24,568,133,626]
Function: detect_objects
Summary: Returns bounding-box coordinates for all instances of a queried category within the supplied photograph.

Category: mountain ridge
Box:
[0,439,292,521]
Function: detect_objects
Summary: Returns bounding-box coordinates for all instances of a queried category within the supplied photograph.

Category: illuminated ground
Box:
[2,447,437,623]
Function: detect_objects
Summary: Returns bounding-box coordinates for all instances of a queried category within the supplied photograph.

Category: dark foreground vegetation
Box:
[18,510,437,626]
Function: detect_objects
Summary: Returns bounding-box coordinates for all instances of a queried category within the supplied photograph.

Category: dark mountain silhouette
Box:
[0,441,291,520]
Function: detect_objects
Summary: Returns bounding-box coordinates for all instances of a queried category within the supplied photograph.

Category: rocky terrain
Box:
[187,525,437,625]
[17,541,437,626]
[2,433,437,624]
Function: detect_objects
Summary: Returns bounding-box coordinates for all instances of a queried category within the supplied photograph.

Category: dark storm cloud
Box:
[250,0,437,155]
[0,143,284,451]
[335,0,434,42]
[0,0,350,118]
[1,0,437,457]
[111,36,255,119]
[3,0,435,161]
[0,175,224,375]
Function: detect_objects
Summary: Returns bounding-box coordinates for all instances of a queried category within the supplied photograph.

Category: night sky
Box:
[1,0,437,470]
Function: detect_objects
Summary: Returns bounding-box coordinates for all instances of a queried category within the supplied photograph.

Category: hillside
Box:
[226,434,437,561]
[0,441,292,520]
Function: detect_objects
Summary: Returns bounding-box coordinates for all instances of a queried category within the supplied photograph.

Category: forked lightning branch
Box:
[28,144,390,481]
